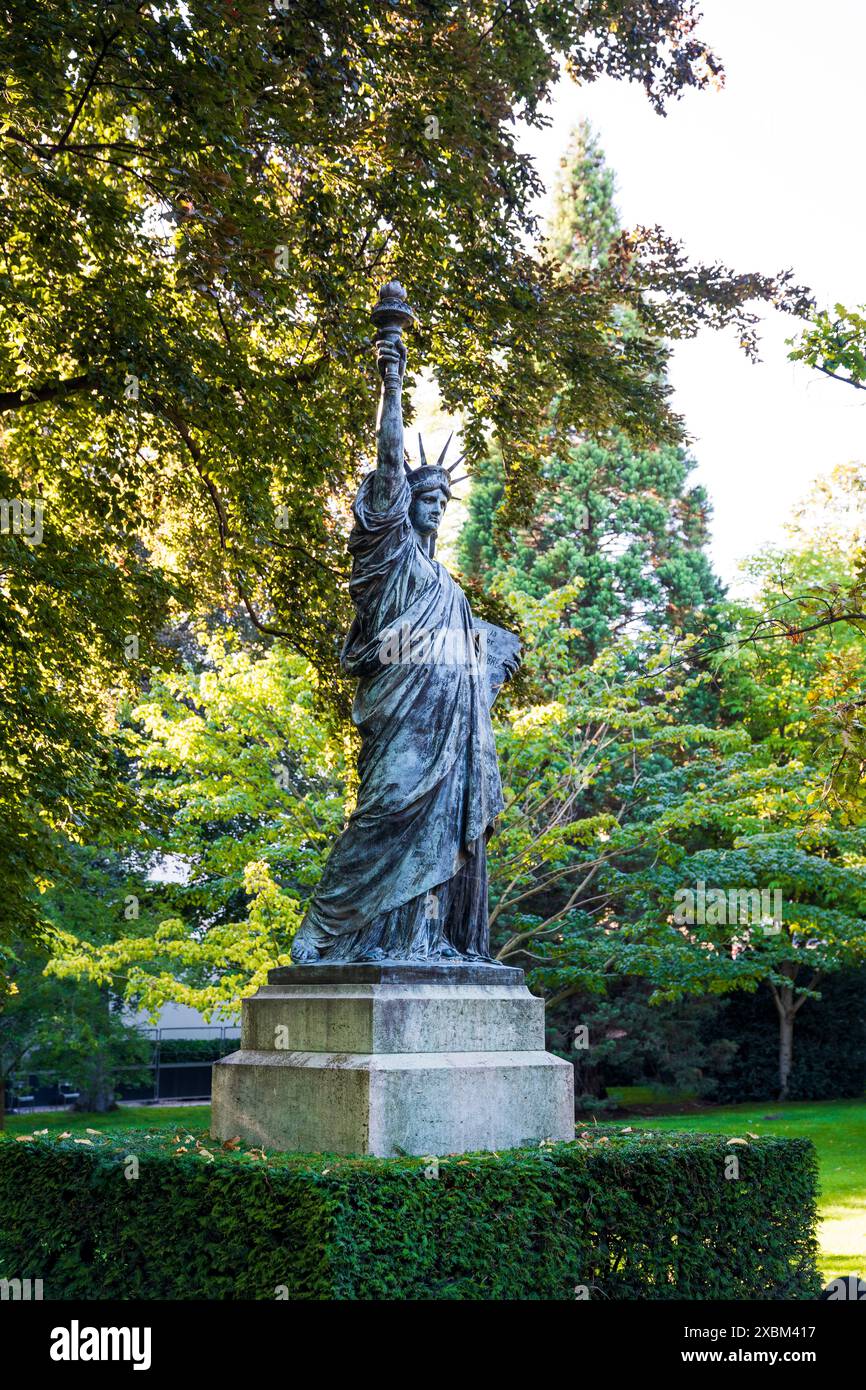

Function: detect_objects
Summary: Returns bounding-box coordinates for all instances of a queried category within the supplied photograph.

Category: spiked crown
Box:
[405,432,468,498]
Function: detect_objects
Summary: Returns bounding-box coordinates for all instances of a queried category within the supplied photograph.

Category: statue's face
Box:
[410,487,448,537]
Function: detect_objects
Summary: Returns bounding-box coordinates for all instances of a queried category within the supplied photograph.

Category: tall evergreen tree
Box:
[459,121,725,664]
[548,120,620,272]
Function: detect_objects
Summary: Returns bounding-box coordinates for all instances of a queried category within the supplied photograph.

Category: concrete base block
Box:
[212,963,574,1157]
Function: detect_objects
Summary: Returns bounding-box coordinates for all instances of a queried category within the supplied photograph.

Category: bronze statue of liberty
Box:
[291,283,520,965]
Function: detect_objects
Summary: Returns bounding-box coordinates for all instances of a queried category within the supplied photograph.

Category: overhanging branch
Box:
[0,374,97,413]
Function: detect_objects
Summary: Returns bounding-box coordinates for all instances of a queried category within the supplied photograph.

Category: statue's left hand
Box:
[503,649,522,680]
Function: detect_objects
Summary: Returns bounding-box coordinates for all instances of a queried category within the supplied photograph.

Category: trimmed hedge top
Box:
[0,1126,821,1301]
[152,1038,238,1063]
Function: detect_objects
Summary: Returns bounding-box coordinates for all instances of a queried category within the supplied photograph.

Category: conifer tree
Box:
[460,121,725,664]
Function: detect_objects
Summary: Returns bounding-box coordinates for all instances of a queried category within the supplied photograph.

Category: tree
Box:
[609,542,866,1102]
[707,464,866,809]
[477,566,866,1103]
[710,966,866,1103]
[459,122,726,667]
[0,942,150,1118]
[0,454,174,957]
[790,302,866,392]
[0,2,811,958]
[459,435,724,664]
[630,823,866,1101]
[547,119,620,272]
[46,632,347,1019]
[708,305,866,785]
[23,985,152,1113]
[0,947,57,1127]
[47,551,866,1108]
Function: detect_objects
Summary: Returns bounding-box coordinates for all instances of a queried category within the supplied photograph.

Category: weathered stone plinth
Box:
[211,963,574,1156]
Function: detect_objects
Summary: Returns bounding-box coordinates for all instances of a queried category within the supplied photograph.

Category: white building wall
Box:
[124,1001,240,1039]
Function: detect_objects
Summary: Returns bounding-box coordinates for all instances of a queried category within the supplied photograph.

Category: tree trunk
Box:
[74,1058,116,1114]
[778,991,795,1101]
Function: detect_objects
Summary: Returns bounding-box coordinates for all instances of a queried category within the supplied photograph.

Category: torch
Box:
[370,280,416,387]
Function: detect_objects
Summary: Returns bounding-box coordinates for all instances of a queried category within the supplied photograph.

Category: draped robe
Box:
[291,471,516,963]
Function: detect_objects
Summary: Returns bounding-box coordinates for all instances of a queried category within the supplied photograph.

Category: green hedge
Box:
[154,1038,238,1064]
[0,1126,821,1300]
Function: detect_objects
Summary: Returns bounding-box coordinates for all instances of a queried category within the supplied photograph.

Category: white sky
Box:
[518,0,866,591]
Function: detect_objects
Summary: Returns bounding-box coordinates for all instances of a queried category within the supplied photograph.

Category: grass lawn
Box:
[2,1104,210,1136]
[4,1099,863,1286]
[616,1098,866,1283]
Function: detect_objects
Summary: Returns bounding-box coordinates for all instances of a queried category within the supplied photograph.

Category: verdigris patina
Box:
[291,282,520,965]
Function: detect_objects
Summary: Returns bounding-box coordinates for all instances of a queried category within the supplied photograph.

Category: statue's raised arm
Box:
[370,280,412,511]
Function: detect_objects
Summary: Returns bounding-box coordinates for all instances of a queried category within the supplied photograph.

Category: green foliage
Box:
[461,122,725,666]
[561,967,866,1107]
[714,464,866,810]
[46,634,347,1018]
[711,970,866,1104]
[0,946,65,1084]
[0,847,161,1110]
[0,1126,821,1300]
[459,436,724,664]
[0,454,171,952]
[153,1038,236,1064]
[0,943,150,1112]
[476,565,866,1105]
[484,585,740,967]
[0,2,811,957]
[549,983,738,1102]
[548,120,620,271]
[790,302,866,390]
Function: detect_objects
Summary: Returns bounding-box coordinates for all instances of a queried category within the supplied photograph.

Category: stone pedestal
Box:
[211,963,574,1157]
